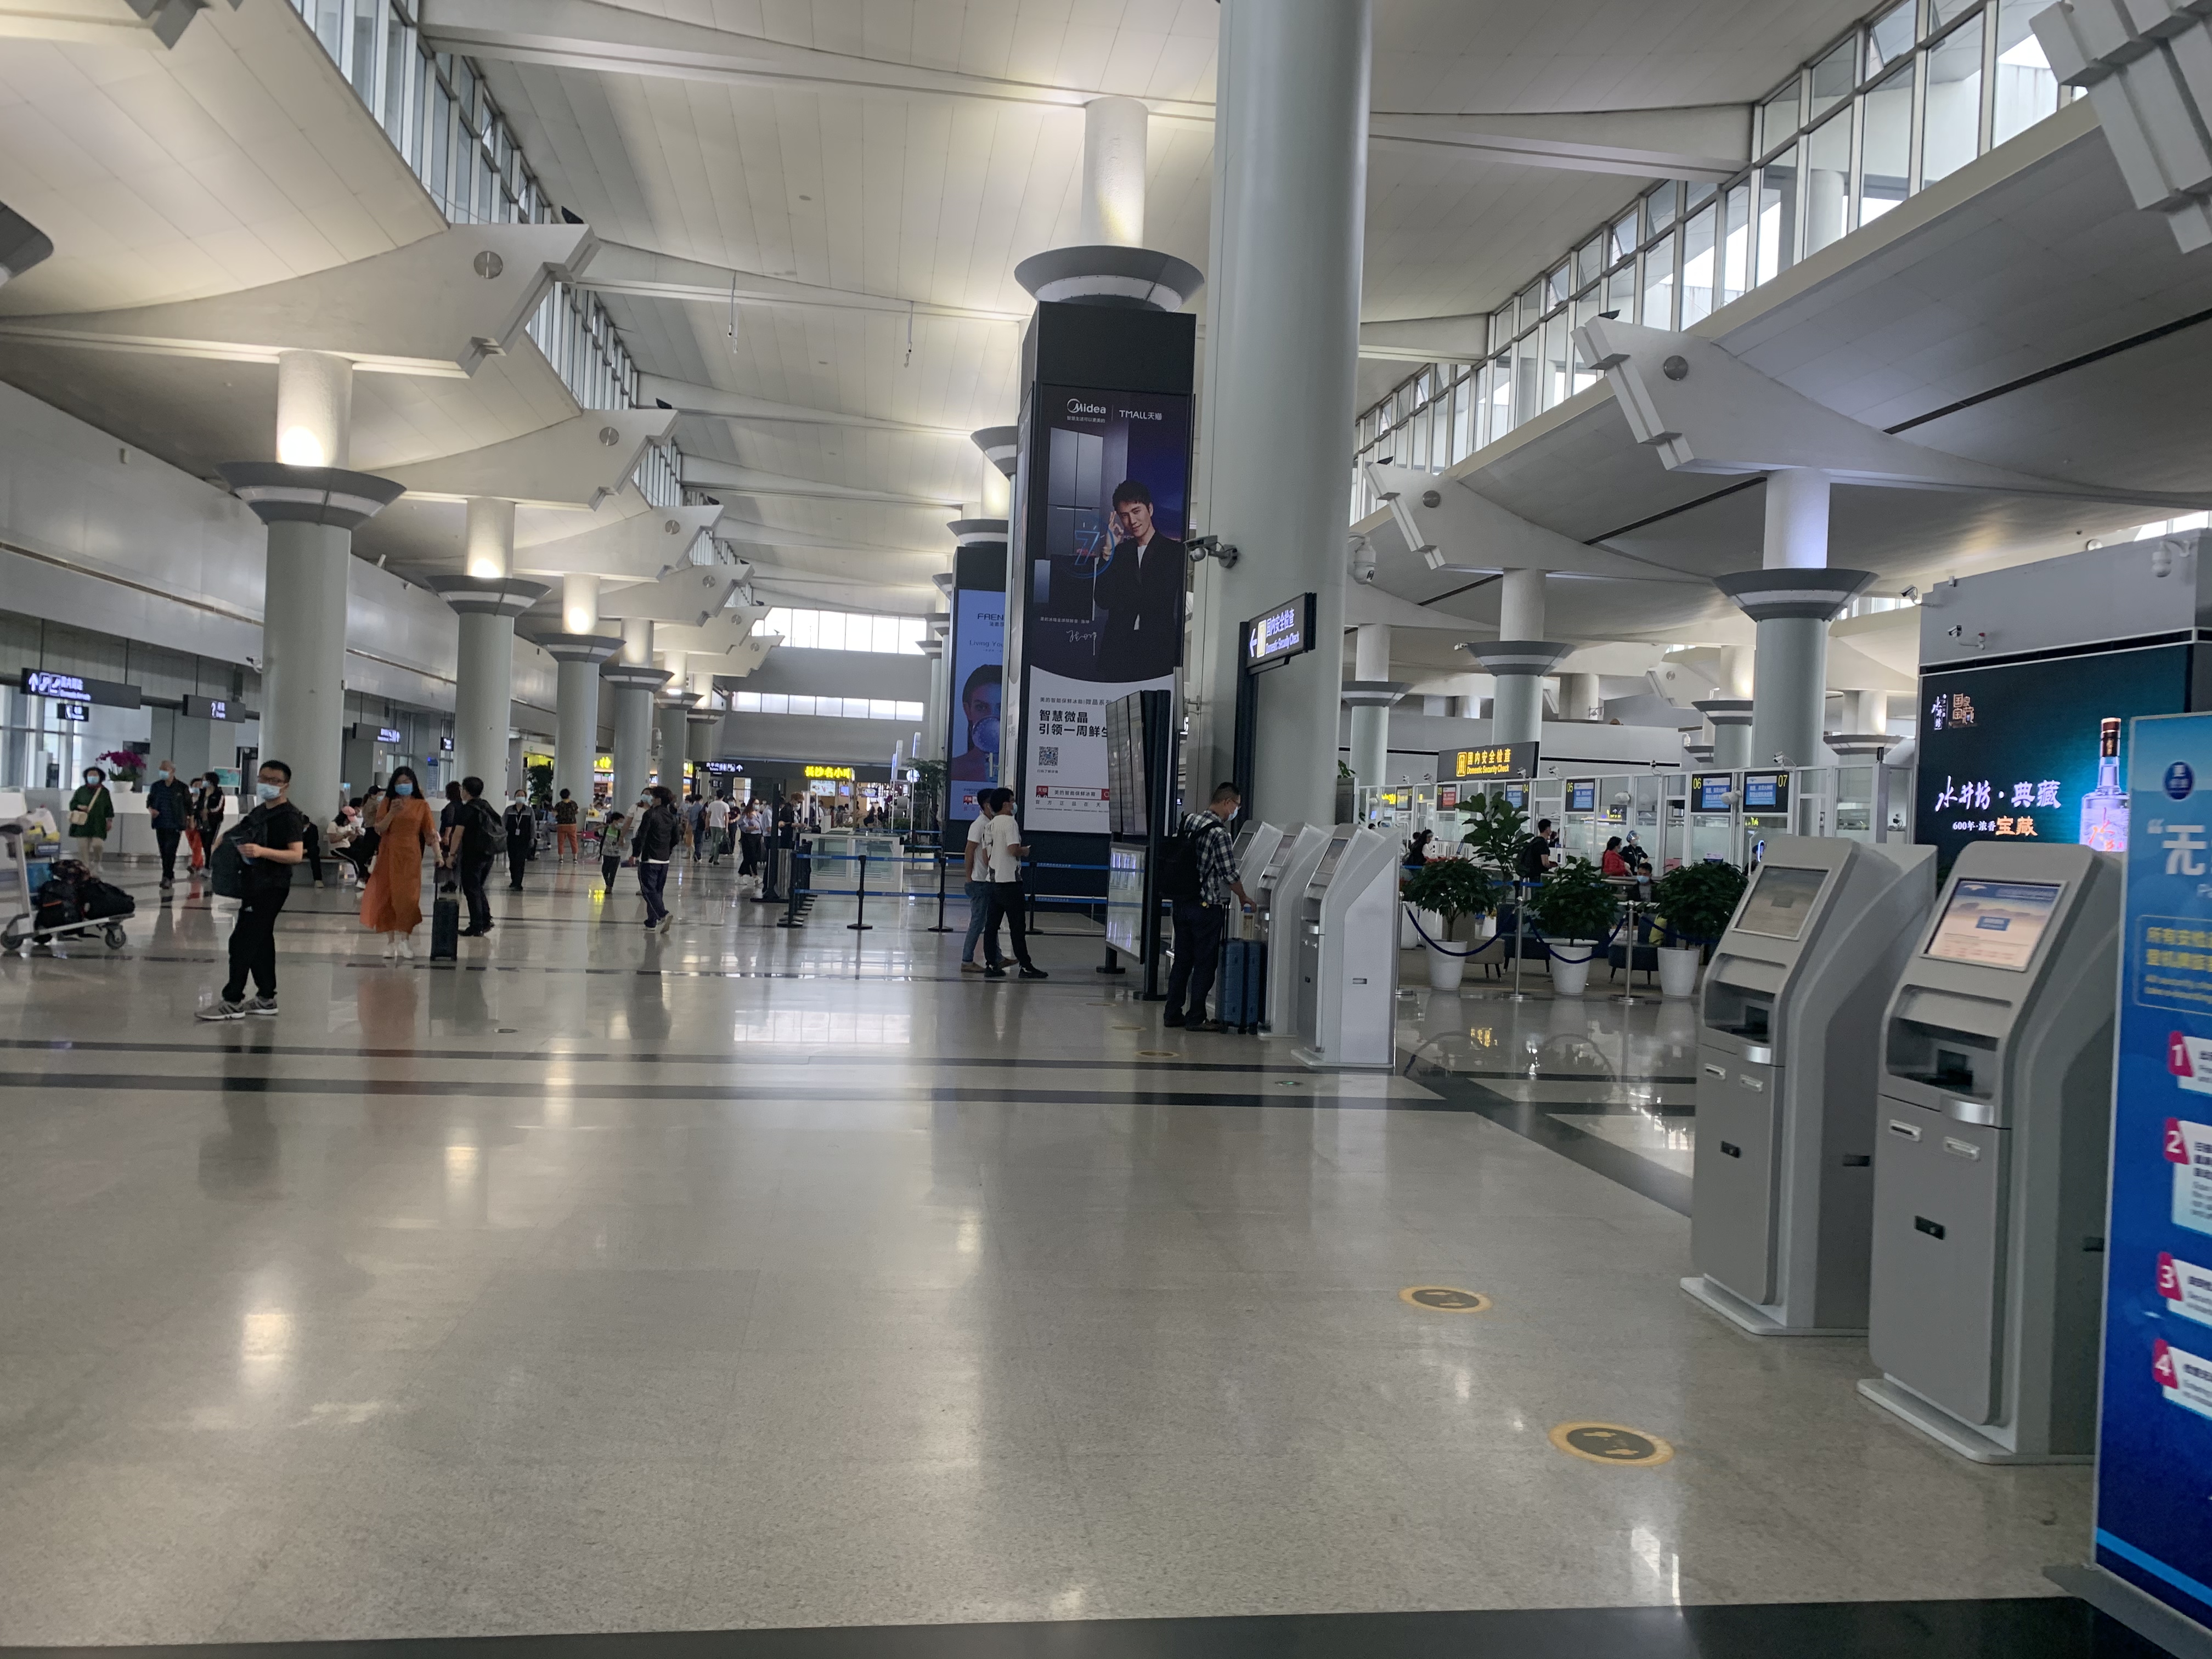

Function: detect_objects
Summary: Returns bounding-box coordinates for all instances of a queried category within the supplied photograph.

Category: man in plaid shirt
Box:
[1165,781,1254,1029]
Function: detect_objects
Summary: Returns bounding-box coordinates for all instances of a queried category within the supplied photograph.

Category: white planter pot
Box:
[1403,906,1443,950]
[1657,945,1703,998]
[1548,940,1596,997]
[1426,944,1466,990]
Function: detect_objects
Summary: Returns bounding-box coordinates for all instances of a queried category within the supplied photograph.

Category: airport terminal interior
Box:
[14,1,2212,1656]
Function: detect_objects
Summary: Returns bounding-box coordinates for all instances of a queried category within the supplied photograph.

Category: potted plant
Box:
[1401,857,1499,990]
[1531,857,1619,997]
[97,748,145,791]
[1459,790,1531,876]
[1649,859,1750,997]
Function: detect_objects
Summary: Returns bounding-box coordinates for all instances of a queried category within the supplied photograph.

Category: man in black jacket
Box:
[445,776,502,937]
[633,785,684,932]
[145,759,193,891]
[196,760,307,1022]
[503,791,535,890]
[1092,479,1186,683]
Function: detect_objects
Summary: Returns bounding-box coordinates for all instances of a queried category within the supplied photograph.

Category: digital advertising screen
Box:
[1018,383,1192,833]
[946,574,1005,821]
[1735,865,1827,940]
[1923,878,2063,971]
[1916,644,2191,874]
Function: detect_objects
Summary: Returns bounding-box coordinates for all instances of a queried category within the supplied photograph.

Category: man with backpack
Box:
[1161,781,1253,1029]
[196,759,308,1021]
[443,775,504,937]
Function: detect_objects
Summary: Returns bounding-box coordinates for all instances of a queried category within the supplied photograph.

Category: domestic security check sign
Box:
[2168,1119,2212,1235]
[2155,1338,2212,1419]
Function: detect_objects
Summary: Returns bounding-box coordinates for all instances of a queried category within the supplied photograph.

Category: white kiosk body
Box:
[1262,825,1330,1034]
[1681,837,1936,1336]
[1235,822,1285,904]
[1858,841,2121,1463]
[1294,826,1400,1070]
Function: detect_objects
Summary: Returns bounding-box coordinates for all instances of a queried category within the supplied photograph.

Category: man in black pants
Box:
[145,760,193,892]
[445,775,501,936]
[1164,781,1253,1029]
[197,759,307,1021]
[504,791,535,890]
[979,787,1047,980]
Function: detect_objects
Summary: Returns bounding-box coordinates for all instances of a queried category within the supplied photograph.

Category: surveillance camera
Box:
[1350,537,1377,585]
[1900,585,1918,602]
[1187,534,1216,565]
[244,656,262,672]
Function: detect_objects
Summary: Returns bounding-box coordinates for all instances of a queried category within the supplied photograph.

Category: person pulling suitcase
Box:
[1160,781,1253,1030]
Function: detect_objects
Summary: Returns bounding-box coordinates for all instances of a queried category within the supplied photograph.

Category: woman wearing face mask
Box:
[67,766,115,872]
[358,766,441,958]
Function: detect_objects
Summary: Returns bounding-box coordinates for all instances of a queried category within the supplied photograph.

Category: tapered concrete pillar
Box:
[1714,568,1874,768]
[603,619,667,811]
[1558,672,1603,722]
[1696,699,1756,769]
[1193,0,1372,828]
[1459,567,1572,749]
[532,631,622,808]
[430,500,544,793]
[656,692,692,794]
[219,350,400,821]
[686,709,720,765]
[1346,624,1393,789]
[1081,97,1149,247]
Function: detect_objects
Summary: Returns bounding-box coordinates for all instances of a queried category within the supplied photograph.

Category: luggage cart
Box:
[0,823,128,953]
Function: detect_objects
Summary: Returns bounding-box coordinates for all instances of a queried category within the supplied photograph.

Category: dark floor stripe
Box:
[0,1595,2157,1659]
[1408,1057,1694,1214]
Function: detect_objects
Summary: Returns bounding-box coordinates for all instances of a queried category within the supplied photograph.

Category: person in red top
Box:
[1601,836,1632,877]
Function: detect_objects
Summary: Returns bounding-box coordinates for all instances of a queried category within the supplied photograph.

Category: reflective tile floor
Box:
[0,856,2101,1650]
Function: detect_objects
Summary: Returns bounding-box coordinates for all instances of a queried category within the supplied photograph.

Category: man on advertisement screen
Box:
[1093,479,1184,683]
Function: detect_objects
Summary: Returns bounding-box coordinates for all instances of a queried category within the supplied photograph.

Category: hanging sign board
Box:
[1244,594,1317,673]
[1440,742,1538,782]
[23,669,140,708]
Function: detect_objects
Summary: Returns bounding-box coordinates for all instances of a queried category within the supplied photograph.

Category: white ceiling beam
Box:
[385,409,676,509]
[712,519,947,560]
[637,373,974,438]
[596,562,743,625]
[1368,108,1749,185]
[682,456,964,509]
[577,242,1028,327]
[512,500,721,577]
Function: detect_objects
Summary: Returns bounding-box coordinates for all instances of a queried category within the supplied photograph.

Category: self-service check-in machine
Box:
[1681,837,1936,1336]
[1234,821,1286,899]
[1262,825,1329,1034]
[1294,825,1399,1070]
[1858,842,2121,1462]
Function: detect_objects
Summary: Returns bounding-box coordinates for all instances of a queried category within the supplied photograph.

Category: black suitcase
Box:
[430,885,461,961]
[78,879,136,921]
[1220,937,1267,1033]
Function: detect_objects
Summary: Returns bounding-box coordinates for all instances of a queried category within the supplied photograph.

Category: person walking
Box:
[959,793,997,974]
[1164,782,1254,1029]
[683,792,707,862]
[553,788,581,860]
[327,802,369,885]
[979,787,1047,980]
[445,776,501,937]
[504,789,535,891]
[194,772,228,872]
[145,759,193,892]
[196,759,308,1021]
[597,806,628,890]
[633,785,682,932]
[360,766,439,958]
[703,792,730,865]
[738,800,765,878]
[66,765,115,872]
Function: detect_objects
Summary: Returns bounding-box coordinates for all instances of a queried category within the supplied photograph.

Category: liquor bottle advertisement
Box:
[2094,712,2212,1627]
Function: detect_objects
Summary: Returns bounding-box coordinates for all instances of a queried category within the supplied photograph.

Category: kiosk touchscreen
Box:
[1262,825,1330,1035]
[1684,837,1936,1336]
[1859,842,2121,1463]
[1293,826,1399,1070]
[1235,822,1286,907]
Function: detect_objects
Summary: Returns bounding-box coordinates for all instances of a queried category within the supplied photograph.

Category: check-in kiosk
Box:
[1293,825,1399,1070]
[1234,821,1286,898]
[1682,837,1937,1336]
[1262,825,1330,1034]
[1858,842,2122,1462]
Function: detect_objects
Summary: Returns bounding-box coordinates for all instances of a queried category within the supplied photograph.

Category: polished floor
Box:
[0,851,2099,1648]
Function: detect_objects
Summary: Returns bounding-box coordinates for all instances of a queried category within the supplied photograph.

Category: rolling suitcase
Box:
[430,883,461,961]
[1220,937,1267,1034]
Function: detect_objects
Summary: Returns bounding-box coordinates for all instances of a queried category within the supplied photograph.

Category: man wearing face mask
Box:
[198,760,307,1020]
[145,759,193,892]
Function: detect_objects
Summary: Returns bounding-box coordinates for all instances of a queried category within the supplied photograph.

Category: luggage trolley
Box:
[0,825,129,953]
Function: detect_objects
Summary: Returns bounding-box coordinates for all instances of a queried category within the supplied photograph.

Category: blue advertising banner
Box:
[2095,710,2212,1627]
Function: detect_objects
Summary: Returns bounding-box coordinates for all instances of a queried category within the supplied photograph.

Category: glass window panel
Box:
[1720,182,1751,305]
[900,702,924,721]
[822,611,850,651]
[1489,309,1513,353]
[1572,283,1602,335]
[1994,0,2058,143]
[733,691,759,713]
[1451,376,1472,460]
[1547,262,1572,309]
[428,81,452,215]
[1923,13,1986,185]
[871,616,896,653]
[1610,210,1639,265]
[868,699,895,720]
[1410,408,1430,468]
[1869,0,1916,73]
[1517,281,1543,335]
[1759,78,1803,155]
[761,693,788,715]
[1861,66,1914,222]
[1486,358,1513,443]
[1540,313,1570,410]
[1415,369,1432,405]
[1679,202,1718,326]
[1576,233,1606,289]
[1646,180,1678,233]
[1803,108,1853,254]
[1809,37,1857,121]
[313,0,343,57]
[900,617,926,653]
[349,0,379,100]
[1512,327,1541,428]
[788,611,819,650]
[1605,261,1637,322]
[1757,145,1800,284]
[1684,180,1717,213]
[1641,232,1677,329]
[1931,0,1977,28]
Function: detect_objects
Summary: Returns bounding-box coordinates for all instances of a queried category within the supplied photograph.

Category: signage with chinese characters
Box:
[1566,778,1596,813]
[1741,771,1791,814]
[55,701,88,723]
[180,694,251,723]
[22,668,141,708]
[704,761,743,775]
[440,736,454,753]
[1918,646,2190,873]
[1692,772,1732,812]
[1440,742,1537,782]
[1244,594,1317,673]
[804,764,855,781]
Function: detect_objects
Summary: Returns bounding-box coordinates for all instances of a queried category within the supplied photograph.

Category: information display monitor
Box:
[1923,878,2063,972]
[1693,773,1732,812]
[1734,865,1827,940]
[1742,771,1791,812]
[1567,779,1596,812]
[1313,837,1350,885]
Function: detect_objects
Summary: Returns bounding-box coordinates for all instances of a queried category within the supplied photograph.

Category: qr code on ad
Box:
[1038,746,1059,768]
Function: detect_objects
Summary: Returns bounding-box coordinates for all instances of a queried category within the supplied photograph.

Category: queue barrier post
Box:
[848,853,872,931]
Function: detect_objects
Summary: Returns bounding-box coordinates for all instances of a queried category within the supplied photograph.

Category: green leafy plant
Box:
[1402,857,1499,937]
[527,761,554,809]
[1459,790,1531,873]
[908,758,946,830]
[1532,857,1620,941]
[1651,859,1750,951]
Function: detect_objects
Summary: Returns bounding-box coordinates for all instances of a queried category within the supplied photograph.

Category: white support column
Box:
[562,573,601,636]
[537,575,618,809]
[430,499,543,794]
[1739,469,1842,766]
[1464,567,1568,749]
[1348,623,1391,790]
[603,619,667,812]
[222,349,399,823]
[1559,672,1603,722]
[1081,97,1149,247]
[656,649,691,792]
[1197,0,1373,828]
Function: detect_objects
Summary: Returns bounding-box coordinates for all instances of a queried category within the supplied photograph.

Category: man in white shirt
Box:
[960,793,997,973]
[703,793,731,864]
[979,787,1047,980]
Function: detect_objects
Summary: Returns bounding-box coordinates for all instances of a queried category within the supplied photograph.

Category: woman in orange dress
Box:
[360,766,442,958]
